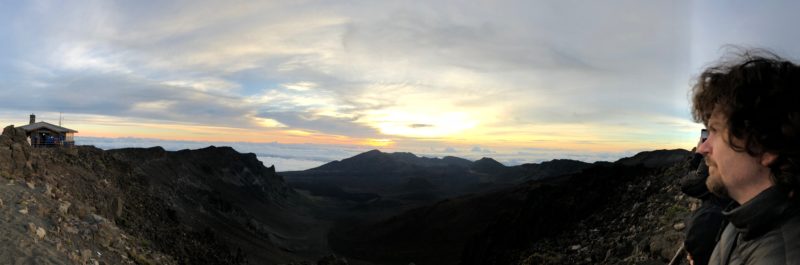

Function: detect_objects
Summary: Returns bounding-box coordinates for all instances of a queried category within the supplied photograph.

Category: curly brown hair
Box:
[691,49,800,193]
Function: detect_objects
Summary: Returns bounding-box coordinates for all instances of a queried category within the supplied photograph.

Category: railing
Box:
[31,141,75,148]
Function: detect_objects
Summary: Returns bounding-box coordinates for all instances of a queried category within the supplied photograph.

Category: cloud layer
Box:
[2,1,800,154]
[76,136,641,171]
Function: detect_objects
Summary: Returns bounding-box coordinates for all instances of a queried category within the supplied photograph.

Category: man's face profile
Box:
[698,111,770,200]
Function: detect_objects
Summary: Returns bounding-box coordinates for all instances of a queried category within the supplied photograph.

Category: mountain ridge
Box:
[0,124,695,265]
[328,151,694,265]
[307,149,475,172]
[0,125,329,265]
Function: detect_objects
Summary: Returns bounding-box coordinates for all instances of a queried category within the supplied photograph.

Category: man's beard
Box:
[706,173,729,198]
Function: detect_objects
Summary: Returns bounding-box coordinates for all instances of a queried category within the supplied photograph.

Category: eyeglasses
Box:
[701,129,708,142]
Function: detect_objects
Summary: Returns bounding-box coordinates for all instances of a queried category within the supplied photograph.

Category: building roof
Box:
[18,122,78,133]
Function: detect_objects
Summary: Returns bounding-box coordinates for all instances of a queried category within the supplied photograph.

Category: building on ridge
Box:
[18,114,78,147]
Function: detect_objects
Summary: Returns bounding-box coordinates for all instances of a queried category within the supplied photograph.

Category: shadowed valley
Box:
[1,125,697,265]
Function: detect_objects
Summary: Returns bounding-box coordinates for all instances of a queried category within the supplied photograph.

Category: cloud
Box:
[340,8,600,75]
[257,111,381,138]
[471,146,493,154]
[1,1,797,152]
[282,82,317,92]
[2,71,258,129]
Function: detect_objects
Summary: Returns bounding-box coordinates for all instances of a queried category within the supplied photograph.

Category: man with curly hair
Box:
[691,49,800,265]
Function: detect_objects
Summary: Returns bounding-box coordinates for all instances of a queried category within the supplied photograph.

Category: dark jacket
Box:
[708,186,800,265]
[681,153,731,265]
[684,198,728,265]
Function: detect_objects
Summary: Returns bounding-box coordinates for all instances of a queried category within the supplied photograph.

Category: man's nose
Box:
[697,138,711,155]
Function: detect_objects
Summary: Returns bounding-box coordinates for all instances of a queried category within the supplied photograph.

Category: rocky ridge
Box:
[1,123,700,265]
[328,149,696,265]
[1,125,175,264]
[481,158,695,265]
[0,125,327,264]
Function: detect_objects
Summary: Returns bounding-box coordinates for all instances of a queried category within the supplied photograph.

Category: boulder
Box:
[2,125,17,138]
[648,231,683,261]
[36,227,47,239]
[2,125,28,143]
[27,222,37,235]
[0,142,14,176]
[0,134,12,146]
[59,201,71,215]
[111,196,124,219]
[10,143,29,173]
[95,221,117,248]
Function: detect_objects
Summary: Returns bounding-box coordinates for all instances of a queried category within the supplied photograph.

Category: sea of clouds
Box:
[76,136,647,171]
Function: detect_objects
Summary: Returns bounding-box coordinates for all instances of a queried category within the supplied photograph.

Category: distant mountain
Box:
[309,149,473,173]
[441,156,475,168]
[281,150,592,204]
[470,157,507,175]
[283,150,481,205]
[615,149,690,168]
[519,159,594,181]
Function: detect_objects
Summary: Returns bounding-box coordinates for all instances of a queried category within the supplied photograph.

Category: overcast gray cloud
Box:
[2,0,799,158]
[257,111,382,138]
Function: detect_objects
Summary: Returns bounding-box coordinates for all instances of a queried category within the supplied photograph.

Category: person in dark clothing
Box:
[680,152,731,265]
[690,49,800,265]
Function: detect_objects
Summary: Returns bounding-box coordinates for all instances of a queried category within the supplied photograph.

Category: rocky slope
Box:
[465,153,693,265]
[108,145,335,264]
[1,125,176,264]
[0,125,328,264]
[328,149,695,265]
[1,123,699,265]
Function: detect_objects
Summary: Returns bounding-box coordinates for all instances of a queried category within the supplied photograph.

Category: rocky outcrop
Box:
[0,126,33,179]
[0,125,176,264]
[107,145,321,264]
[109,145,292,206]
[0,126,318,265]
[505,162,693,265]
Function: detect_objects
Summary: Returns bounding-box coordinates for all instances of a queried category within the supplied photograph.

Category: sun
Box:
[362,110,479,138]
[364,138,394,147]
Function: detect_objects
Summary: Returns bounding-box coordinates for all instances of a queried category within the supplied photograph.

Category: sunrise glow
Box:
[1,1,798,168]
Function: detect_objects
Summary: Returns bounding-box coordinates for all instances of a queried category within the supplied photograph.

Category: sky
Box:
[2,1,800,170]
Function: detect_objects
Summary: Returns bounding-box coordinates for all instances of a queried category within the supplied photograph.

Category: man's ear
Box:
[761,152,779,167]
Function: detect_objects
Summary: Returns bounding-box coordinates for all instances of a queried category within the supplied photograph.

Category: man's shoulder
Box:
[776,208,800,241]
[779,213,800,262]
[743,212,800,264]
